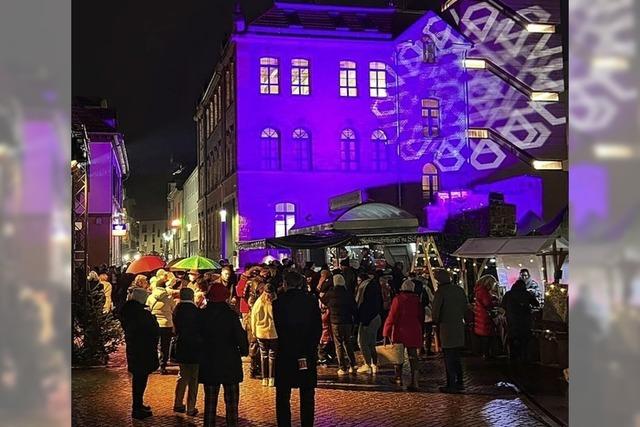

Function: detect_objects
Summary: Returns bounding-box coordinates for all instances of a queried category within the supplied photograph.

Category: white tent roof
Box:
[334,202,418,231]
[453,236,568,258]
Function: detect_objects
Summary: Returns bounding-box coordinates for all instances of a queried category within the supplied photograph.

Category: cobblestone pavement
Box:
[73,352,557,427]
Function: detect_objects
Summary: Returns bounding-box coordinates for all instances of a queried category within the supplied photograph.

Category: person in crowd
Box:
[146,277,176,374]
[379,272,393,329]
[246,276,265,378]
[474,275,498,359]
[432,268,468,393]
[502,279,540,362]
[320,274,358,375]
[519,268,542,302]
[236,266,256,329]
[359,248,375,273]
[317,300,335,365]
[120,288,159,420]
[273,271,322,427]
[219,265,238,306]
[317,268,332,294]
[87,270,101,291]
[251,283,279,387]
[391,262,405,294]
[198,282,248,427]
[187,270,201,292]
[194,278,209,309]
[99,273,113,314]
[339,259,357,295]
[172,288,201,416]
[421,276,436,356]
[382,279,423,390]
[131,274,149,290]
[355,272,382,375]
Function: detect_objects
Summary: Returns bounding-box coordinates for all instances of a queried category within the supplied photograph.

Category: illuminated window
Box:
[229,63,235,103]
[292,128,311,170]
[275,202,296,237]
[260,128,280,170]
[213,94,219,124]
[291,59,310,96]
[371,129,389,171]
[421,98,440,137]
[225,69,231,107]
[422,163,439,202]
[260,57,279,94]
[422,37,436,63]
[339,61,357,97]
[369,62,387,98]
[340,128,359,171]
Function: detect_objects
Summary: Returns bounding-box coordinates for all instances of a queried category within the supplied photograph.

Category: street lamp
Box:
[162,231,172,260]
[219,209,227,260]
[186,223,192,257]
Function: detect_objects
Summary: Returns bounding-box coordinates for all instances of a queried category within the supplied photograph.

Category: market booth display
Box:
[453,235,568,367]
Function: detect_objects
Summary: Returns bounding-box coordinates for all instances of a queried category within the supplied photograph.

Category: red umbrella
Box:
[126,255,166,274]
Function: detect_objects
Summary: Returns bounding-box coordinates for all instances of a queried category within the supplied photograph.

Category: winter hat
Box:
[207,282,230,303]
[156,269,167,278]
[433,268,452,286]
[129,287,149,304]
[333,274,346,287]
[180,287,194,301]
[400,279,416,293]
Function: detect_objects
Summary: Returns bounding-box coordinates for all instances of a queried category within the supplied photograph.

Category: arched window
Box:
[340,129,359,171]
[275,202,296,237]
[339,61,357,97]
[422,163,439,202]
[369,62,388,98]
[371,129,389,171]
[261,128,280,170]
[292,128,311,170]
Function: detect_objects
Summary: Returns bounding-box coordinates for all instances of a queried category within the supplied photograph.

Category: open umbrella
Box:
[126,255,166,274]
[171,255,221,271]
[166,257,186,270]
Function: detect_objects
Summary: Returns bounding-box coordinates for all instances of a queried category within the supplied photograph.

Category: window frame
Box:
[369,62,388,98]
[422,163,439,202]
[339,61,358,97]
[421,98,441,138]
[292,128,312,170]
[291,59,310,96]
[340,128,359,171]
[275,202,296,237]
[371,129,389,171]
[260,128,281,170]
[260,57,280,95]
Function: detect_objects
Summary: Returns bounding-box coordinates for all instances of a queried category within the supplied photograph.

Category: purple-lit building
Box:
[73,98,130,267]
[195,1,567,266]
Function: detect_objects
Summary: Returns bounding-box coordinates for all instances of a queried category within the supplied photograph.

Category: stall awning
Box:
[453,236,568,258]
[266,230,353,250]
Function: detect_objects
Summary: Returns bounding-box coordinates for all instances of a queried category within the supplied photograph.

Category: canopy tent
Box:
[453,236,568,258]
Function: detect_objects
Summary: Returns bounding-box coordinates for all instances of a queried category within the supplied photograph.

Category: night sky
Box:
[72,0,426,220]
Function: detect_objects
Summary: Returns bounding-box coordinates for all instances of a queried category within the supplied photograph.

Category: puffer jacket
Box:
[146,287,176,328]
[250,293,278,340]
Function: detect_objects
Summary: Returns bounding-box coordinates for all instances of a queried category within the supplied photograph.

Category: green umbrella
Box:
[170,255,221,271]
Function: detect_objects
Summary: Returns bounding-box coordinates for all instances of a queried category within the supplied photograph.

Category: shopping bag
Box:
[376,343,405,366]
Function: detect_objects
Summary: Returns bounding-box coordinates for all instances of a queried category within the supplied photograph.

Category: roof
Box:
[247,2,427,39]
[453,236,569,258]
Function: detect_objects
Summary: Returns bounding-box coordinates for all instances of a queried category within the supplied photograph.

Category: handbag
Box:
[376,342,405,365]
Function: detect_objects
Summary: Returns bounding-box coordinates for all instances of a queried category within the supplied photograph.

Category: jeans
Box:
[358,315,381,366]
[131,373,149,410]
[203,383,239,427]
[158,327,173,368]
[258,338,278,379]
[443,347,464,387]
[331,323,356,371]
[174,363,199,412]
[276,386,315,427]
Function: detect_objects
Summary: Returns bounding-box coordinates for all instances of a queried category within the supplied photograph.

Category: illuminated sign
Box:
[112,223,127,236]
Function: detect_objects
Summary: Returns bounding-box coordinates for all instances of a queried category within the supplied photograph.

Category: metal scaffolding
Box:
[72,124,89,291]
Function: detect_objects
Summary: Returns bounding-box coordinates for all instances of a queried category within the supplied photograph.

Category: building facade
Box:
[183,168,200,257]
[138,220,168,255]
[195,1,567,265]
[167,182,184,259]
[73,98,130,267]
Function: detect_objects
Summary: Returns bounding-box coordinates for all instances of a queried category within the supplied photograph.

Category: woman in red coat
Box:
[474,275,498,359]
[383,279,423,391]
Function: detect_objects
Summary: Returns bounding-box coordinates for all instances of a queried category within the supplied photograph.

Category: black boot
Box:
[407,357,419,391]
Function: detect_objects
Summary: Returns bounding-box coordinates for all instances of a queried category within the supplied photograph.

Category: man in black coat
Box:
[273,271,322,427]
[120,288,160,420]
[197,282,249,427]
[172,288,201,416]
[320,274,358,375]
[339,258,357,295]
[501,279,540,361]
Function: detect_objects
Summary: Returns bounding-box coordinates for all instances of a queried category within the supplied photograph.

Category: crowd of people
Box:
[87,257,542,426]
